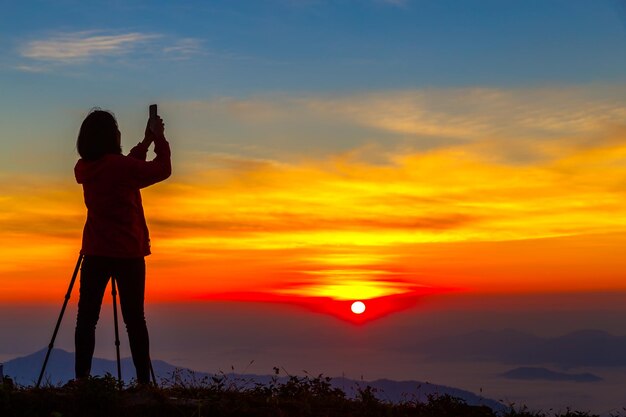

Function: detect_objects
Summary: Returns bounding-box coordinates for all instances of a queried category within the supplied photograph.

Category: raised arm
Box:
[128,119,156,161]
[127,116,172,189]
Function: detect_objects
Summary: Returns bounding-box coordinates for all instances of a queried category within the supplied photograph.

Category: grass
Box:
[0,370,609,417]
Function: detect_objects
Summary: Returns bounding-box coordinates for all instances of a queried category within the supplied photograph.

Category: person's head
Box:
[76,109,122,161]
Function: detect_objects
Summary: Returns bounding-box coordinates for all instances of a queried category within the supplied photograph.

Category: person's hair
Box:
[76,109,122,161]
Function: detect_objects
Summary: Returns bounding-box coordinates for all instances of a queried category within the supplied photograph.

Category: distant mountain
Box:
[500,367,602,382]
[414,329,626,368]
[3,348,177,386]
[330,377,504,410]
[2,348,505,411]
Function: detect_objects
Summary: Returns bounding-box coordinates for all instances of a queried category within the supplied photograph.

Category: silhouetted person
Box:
[74,109,171,384]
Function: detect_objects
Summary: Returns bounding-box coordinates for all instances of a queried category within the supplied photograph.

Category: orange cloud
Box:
[2,87,626,314]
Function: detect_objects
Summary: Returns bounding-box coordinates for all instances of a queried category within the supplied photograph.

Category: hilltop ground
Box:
[0,373,606,417]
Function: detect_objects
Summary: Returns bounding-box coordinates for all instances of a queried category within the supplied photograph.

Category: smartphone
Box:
[149,104,158,118]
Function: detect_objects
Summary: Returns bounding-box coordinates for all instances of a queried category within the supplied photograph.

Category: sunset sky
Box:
[2,1,626,408]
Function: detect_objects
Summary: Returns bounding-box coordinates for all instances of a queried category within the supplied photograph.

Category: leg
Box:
[75,255,110,379]
[113,258,150,384]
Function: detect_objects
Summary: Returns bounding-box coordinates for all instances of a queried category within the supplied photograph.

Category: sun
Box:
[350,300,366,314]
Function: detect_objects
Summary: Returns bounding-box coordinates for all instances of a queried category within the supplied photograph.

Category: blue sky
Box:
[2,0,625,176]
[2,0,625,100]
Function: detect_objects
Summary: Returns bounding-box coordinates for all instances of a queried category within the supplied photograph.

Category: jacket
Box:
[75,137,171,258]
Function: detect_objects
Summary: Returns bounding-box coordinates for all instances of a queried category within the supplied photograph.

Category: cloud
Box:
[165,86,626,167]
[14,30,206,72]
[20,31,158,61]
[4,86,626,301]
[147,138,626,249]
[162,38,205,60]
[12,64,50,73]
[301,87,626,143]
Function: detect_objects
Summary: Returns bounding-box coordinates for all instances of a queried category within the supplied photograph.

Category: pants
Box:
[75,255,151,384]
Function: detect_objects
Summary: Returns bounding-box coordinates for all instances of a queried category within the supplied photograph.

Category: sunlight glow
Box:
[275,278,416,301]
[3,89,626,304]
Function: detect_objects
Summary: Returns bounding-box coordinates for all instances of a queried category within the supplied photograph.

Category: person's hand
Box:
[142,119,155,146]
[149,116,165,138]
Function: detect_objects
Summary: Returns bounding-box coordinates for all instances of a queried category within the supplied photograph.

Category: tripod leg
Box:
[149,357,157,387]
[37,254,84,388]
[111,277,122,388]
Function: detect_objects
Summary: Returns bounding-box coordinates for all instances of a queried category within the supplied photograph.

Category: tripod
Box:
[37,254,157,388]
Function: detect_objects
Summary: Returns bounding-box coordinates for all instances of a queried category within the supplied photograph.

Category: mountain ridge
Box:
[413,328,626,367]
[2,347,504,411]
